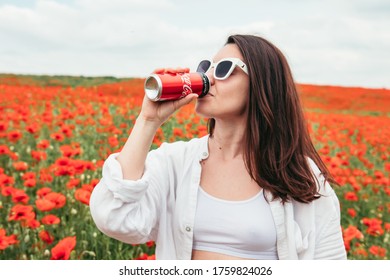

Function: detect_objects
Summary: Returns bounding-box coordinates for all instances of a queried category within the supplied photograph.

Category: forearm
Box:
[116,92,197,180]
[116,117,160,180]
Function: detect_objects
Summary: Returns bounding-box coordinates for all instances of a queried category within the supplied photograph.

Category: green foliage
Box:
[0,73,133,88]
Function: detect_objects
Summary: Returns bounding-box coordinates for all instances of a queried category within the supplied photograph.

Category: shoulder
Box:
[304,157,341,217]
[306,157,322,179]
[306,157,333,196]
[286,157,340,216]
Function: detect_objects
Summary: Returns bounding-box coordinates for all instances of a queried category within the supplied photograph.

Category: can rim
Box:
[198,72,210,98]
[144,74,162,101]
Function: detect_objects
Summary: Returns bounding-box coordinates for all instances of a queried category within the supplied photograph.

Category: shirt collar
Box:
[199,134,210,160]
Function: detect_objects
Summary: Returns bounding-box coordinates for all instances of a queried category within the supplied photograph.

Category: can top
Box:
[144,74,162,101]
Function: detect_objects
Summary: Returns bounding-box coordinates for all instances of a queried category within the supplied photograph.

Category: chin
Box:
[195,103,212,118]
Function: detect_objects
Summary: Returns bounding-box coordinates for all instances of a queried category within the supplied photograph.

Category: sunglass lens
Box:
[196,60,211,73]
[215,60,233,79]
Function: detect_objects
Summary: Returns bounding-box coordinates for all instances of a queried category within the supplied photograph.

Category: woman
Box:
[90,34,347,260]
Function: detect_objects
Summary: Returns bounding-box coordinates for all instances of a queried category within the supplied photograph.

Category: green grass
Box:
[0,73,134,88]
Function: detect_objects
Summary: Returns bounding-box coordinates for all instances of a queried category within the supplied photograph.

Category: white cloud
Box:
[0,0,389,88]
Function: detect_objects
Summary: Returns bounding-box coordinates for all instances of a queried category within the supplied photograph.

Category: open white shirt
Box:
[90,135,347,260]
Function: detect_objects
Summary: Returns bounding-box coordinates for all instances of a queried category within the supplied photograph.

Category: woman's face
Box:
[195,43,250,121]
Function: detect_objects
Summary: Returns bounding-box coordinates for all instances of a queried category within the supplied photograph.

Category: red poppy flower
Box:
[344,192,359,201]
[37,139,50,149]
[8,130,22,142]
[11,189,30,204]
[8,204,35,222]
[44,192,66,209]
[0,145,10,155]
[1,186,15,197]
[50,132,65,142]
[347,208,357,218]
[23,178,36,188]
[362,218,384,236]
[22,218,41,229]
[35,198,56,212]
[0,174,14,187]
[26,123,39,134]
[0,122,8,132]
[12,161,28,171]
[36,187,52,198]
[0,228,19,250]
[41,214,60,225]
[50,236,76,260]
[39,230,54,245]
[31,150,47,161]
[108,136,119,147]
[74,189,91,205]
[66,178,80,189]
[369,245,386,258]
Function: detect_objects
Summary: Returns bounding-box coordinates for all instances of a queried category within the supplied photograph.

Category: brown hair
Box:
[208,34,336,203]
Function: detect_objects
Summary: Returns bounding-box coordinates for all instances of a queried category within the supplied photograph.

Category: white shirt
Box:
[89,135,347,260]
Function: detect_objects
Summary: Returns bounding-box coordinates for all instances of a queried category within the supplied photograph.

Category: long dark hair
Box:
[208,34,336,203]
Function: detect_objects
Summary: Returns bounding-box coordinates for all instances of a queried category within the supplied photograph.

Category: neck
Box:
[210,118,246,160]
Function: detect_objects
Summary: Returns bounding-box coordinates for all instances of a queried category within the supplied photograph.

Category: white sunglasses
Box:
[196,58,249,80]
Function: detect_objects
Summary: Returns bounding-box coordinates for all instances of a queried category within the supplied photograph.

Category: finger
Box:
[153,68,165,74]
[175,94,198,108]
[175,67,190,74]
[165,68,179,75]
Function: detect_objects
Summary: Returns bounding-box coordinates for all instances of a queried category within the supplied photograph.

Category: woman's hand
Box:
[139,68,198,126]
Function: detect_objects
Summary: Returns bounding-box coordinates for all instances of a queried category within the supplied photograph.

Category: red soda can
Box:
[144,72,209,101]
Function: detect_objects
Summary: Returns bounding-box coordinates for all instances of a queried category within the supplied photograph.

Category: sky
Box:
[0,0,389,89]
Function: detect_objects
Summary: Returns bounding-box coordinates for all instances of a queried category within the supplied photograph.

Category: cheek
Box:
[226,83,249,109]
[231,93,249,115]
[216,91,249,116]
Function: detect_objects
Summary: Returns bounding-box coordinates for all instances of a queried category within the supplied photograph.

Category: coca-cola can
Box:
[144,72,209,101]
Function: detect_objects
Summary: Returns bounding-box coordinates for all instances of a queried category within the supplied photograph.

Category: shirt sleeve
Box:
[89,145,171,245]
[307,158,347,260]
[314,189,347,259]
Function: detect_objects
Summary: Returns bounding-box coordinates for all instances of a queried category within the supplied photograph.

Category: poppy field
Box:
[0,74,389,260]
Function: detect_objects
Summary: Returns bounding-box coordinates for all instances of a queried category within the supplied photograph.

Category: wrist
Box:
[135,116,161,132]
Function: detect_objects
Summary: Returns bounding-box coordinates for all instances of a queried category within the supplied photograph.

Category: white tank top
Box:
[193,187,278,259]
